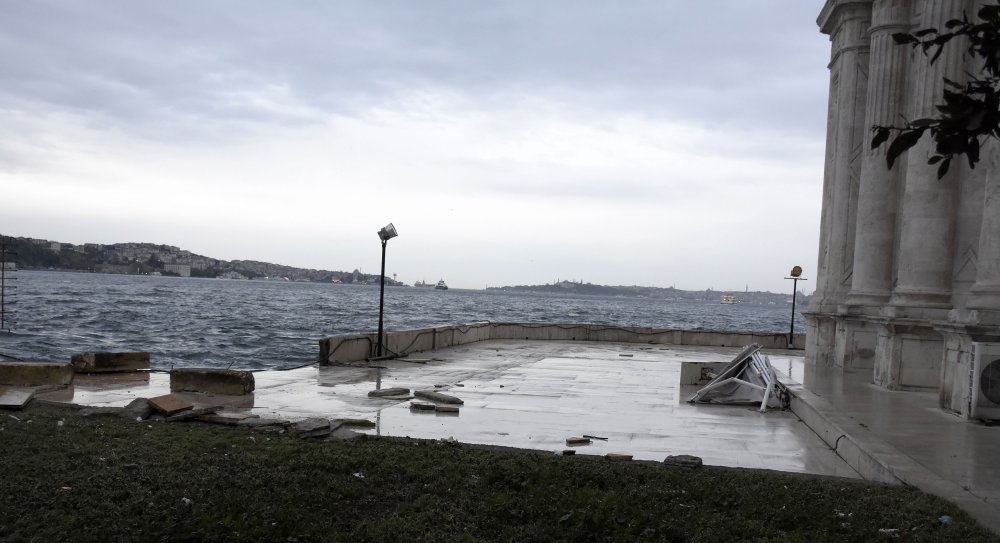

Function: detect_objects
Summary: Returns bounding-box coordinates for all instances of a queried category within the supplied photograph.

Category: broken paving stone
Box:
[410,402,436,412]
[606,453,633,462]
[561,449,577,456]
[566,437,592,446]
[148,394,194,416]
[198,412,260,426]
[434,405,460,414]
[238,418,290,428]
[663,454,703,468]
[381,395,414,401]
[335,418,376,428]
[292,417,334,439]
[0,388,34,410]
[368,387,410,398]
[414,390,464,405]
[166,406,221,422]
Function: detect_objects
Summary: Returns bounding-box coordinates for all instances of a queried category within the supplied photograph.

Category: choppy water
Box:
[0,271,806,370]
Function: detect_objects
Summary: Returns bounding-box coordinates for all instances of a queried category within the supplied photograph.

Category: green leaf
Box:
[886,129,926,169]
[870,127,891,149]
[937,157,952,179]
[928,155,944,164]
[891,33,917,45]
[914,28,939,37]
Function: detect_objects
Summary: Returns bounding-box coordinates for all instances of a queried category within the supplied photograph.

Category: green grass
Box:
[1,404,996,542]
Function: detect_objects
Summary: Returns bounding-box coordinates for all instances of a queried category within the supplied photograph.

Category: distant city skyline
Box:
[1,1,828,292]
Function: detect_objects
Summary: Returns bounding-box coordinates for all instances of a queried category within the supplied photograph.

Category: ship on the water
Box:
[435,279,448,290]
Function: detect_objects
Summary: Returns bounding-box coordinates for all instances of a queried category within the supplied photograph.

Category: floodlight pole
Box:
[785,275,808,349]
[375,223,397,359]
[377,238,388,358]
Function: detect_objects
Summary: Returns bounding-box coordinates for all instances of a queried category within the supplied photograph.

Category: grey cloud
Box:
[1,0,829,142]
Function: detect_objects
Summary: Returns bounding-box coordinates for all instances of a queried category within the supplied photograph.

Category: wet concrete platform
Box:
[791,365,1000,534]
[28,340,858,479]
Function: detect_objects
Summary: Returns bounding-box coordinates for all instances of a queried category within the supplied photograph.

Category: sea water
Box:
[0,270,806,370]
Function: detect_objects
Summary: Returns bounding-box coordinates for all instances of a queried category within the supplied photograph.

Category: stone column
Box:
[969,153,1000,311]
[846,0,910,306]
[889,0,965,310]
[811,0,872,314]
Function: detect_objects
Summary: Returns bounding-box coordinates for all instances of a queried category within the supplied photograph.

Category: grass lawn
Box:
[1,404,996,542]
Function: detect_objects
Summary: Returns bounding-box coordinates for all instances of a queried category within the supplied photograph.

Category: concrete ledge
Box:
[71,352,150,373]
[782,378,1000,535]
[170,368,255,395]
[318,322,806,365]
[0,361,74,386]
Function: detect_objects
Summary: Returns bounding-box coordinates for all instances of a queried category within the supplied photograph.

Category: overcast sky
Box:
[1,1,831,292]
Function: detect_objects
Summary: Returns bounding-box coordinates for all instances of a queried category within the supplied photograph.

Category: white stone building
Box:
[809,0,1000,417]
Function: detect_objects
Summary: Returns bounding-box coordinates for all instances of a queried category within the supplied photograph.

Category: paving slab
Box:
[30,340,858,479]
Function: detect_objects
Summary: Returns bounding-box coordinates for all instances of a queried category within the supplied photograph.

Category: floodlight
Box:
[378,223,398,242]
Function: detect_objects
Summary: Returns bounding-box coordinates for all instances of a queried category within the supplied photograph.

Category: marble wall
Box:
[809,0,1000,417]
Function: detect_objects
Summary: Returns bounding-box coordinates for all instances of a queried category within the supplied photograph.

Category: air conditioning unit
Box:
[971,342,1000,420]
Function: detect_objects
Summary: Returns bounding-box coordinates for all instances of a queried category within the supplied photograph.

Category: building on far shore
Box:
[808,0,1000,418]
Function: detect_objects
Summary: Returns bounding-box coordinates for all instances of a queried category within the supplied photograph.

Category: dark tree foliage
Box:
[871,4,1000,178]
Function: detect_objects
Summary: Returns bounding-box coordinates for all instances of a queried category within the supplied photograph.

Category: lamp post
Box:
[785,266,807,349]
[376,223,398,358]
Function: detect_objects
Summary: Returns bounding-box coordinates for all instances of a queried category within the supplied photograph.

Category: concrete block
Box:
[149,394,194,416]
[566,437,591,446]
[663,454,703,468]
[71,352,150,373]
[170,368,255,395]
[123,398,154,420]
[0,361,74,386]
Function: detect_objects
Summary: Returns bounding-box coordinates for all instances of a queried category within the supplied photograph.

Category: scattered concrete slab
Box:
[166,406,221,422]
[71,352,150,373]
[0,361,74,386]
[664,454,703,468]
[368,387,410,398]
[566,437,592,446]
[238,418,290,429]
[148,394,194,416]
[0,388,34,410]
[292,417,336,438]
[562,449,577,456]
[381,395,413,401]
[606,453,633,462]
[435,405,460,414]
[199,412,260,426]
[414,390,463,405]
[170,368,255,395]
